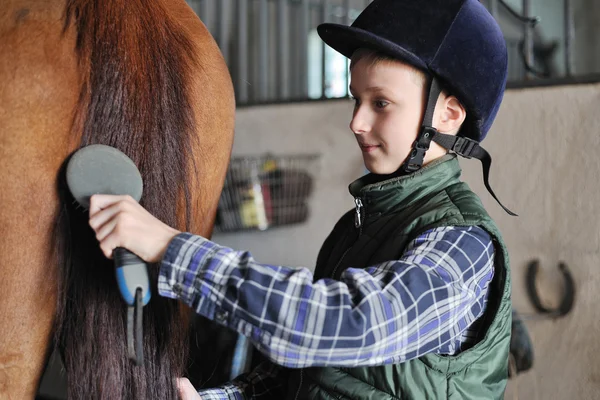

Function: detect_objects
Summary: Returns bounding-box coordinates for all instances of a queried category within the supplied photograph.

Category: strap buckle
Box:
[403,126,437,173]
[452,136,478,159]
[403,148,425,172]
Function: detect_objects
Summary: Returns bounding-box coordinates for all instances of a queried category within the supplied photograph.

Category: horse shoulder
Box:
[0,3,80,398]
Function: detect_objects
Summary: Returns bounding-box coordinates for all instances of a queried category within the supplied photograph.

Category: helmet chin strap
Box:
[400,77,443,174]
[399,77,517,216]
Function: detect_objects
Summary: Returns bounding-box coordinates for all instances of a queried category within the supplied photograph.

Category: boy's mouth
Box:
[359,143,380,153]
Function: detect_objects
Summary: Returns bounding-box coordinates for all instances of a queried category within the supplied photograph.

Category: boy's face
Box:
[349,59,433,174]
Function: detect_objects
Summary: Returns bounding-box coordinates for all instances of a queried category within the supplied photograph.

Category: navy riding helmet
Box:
[318,0,515,215]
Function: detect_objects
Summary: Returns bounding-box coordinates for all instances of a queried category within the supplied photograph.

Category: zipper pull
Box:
[354,197,363,228]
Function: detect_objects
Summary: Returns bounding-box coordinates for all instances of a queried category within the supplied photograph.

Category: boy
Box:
[89,0,513,398]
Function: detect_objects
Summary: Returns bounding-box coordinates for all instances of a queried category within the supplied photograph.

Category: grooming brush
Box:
[66,144,150,366]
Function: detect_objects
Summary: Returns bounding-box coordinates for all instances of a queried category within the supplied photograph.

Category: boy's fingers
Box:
[89,194,129,217]
[95,217,118,243]
[89,202,122,232]
[99,230,120,259]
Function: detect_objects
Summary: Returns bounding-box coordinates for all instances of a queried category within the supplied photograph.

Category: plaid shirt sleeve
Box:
[195,361,285,400]
[158,225,494,369]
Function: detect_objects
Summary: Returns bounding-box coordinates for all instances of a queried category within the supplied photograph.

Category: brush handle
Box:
[113,247,151,306]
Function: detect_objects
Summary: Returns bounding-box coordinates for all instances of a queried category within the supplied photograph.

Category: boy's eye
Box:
[374,100,389,109]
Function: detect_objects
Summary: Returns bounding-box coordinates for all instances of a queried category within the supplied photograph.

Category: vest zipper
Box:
[332,197,364,280]
[354,197,364,229]
[294,369,303,400]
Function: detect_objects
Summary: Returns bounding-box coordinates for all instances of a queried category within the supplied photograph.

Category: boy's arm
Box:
[158,225,494,368]
[195,361,286,400]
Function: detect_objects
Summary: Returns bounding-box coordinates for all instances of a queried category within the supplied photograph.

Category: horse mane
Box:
[54,0,197,398]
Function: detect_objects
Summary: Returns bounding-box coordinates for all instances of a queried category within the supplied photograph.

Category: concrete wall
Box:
[215,82,600,398]
[478,82,600,399]
[213,100,360,268]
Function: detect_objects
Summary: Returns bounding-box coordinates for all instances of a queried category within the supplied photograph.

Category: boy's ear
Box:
[435,95,466,135]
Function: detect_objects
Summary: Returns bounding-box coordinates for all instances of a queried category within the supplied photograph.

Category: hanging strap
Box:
[127,288,145,366]
[432,132,517,216]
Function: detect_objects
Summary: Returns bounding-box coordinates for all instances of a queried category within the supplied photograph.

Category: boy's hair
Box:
[350,48,468,135]
[350,48,427,88]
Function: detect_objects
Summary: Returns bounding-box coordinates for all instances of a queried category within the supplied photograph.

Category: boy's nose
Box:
[350,110,370,135]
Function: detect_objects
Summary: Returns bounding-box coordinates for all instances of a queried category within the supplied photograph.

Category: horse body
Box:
[0,1,235,398]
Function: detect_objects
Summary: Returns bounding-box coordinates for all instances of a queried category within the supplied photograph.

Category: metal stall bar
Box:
[321,0,329,98]
[489,0,498,18]
[277,0,290,99]
[187,0,201,17]
[217,0,229,64]
[522,0,534,79]
[564,0,575,76]
[299,0,310,99]
[236,0,249,103]
[199,0,211,31]
[343,0,351,97]
[258,0,269,101]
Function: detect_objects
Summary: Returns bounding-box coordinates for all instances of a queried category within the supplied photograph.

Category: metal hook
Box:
[509,308,534,377]
[509,260,576,377]
[498,0,541,27]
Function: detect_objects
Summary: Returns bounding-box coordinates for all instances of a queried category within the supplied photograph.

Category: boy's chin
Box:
[364,162,398,175]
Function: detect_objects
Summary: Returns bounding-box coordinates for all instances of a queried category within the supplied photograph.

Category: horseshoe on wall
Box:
[525,259,576,318]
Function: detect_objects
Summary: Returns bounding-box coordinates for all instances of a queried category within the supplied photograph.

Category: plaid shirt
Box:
[158,226,495,399]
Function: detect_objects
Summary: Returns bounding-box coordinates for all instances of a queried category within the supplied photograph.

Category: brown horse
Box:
[0,0,235,398]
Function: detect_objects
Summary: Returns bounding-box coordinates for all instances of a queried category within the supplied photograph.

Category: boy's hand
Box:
[177,378,201,400]
[88,194,180,263]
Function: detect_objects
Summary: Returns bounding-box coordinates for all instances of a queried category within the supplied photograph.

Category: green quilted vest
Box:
[284,155,511,400]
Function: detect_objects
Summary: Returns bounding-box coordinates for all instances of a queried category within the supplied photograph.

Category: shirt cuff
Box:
[196,384,245,400]
[157,232,238,324]
[158,232,214,303]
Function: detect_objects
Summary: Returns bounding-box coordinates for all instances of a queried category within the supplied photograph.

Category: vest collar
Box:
[348,154,462,216]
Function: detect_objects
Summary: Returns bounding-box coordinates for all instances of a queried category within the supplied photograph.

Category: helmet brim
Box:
[317,23,429,72]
